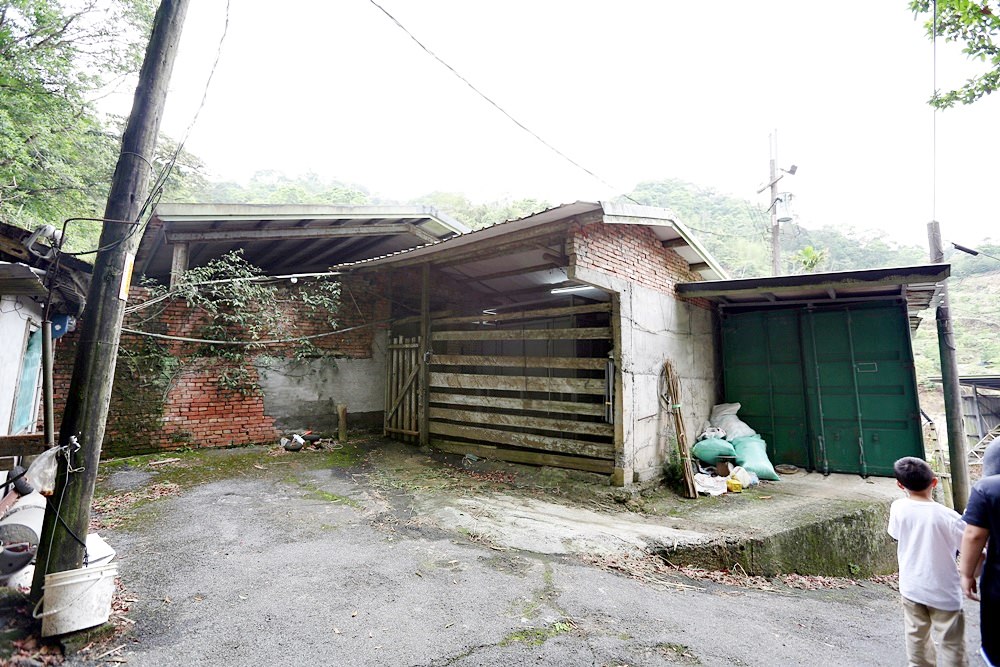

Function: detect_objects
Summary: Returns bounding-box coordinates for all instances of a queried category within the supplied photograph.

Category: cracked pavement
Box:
[62,441,981,666]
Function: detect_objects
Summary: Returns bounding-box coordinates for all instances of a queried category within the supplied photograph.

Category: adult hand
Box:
[961,573,980,601]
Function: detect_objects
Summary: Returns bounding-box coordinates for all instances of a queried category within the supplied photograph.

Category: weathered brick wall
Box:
[50,273,388,457]
[567,222,713,309]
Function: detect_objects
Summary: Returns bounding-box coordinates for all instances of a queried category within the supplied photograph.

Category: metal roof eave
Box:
[0,262,47,298]
[600,202,729,281]
[336,201,727,281]
[151,203,471,236]
[676,264,949,299]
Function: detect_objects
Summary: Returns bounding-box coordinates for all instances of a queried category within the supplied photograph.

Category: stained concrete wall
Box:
[255,329,388,434]
[571,266,717,484]
[621,281,716,481]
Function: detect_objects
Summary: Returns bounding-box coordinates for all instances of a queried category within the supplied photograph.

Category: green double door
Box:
[721,302,923,477]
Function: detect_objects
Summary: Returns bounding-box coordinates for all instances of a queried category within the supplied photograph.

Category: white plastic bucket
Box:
[33,562,118,637]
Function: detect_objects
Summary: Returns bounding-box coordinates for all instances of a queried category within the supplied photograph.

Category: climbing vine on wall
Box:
[143,249,342,395]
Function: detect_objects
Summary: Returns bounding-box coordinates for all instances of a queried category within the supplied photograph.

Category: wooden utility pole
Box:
[32,0,190,600]
[928,220,970,512]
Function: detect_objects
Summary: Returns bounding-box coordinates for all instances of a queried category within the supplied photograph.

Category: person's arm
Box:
[960,524,990,600]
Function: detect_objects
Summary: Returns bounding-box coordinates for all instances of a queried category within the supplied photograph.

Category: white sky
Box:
[105,0,1000,246]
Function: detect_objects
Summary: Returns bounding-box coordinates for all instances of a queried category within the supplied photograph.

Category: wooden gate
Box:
[426,303,615,474]
[384,335,420,443]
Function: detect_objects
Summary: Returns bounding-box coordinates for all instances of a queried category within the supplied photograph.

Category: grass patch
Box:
[657,642,701,664]
[500,619,576,646]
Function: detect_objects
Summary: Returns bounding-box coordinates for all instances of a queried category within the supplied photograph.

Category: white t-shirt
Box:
[887,496,966,611]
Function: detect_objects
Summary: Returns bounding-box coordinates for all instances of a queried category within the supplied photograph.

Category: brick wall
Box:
[567,222,712,309]
[50,273,388,456]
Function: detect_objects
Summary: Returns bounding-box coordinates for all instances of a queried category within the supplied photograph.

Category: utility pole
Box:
[769,154,780,276]
[757,133,795,276]
[928,220,970,512]
[32,0,190,600]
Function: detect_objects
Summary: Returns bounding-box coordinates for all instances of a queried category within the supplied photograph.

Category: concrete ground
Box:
[16,437,985,665]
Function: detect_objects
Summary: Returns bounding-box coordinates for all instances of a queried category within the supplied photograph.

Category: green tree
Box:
[0,0,154,249]
[793,245,827,273]
[911,0,1000,107]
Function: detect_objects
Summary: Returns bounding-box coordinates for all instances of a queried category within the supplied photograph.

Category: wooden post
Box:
[337,404,348,442]
[418,264,430,447]
[41,321,55,449]
[31,0,190,602]
[928,220,970,512]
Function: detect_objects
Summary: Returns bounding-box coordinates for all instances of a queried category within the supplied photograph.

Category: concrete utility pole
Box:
[928,220,970,513]
[32,0,190,600]
[757,133,795,276]
[769,156,780,276]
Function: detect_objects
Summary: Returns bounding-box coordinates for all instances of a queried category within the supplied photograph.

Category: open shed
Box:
[676,265,948,477]
[338,201,726,486]
[135,203,470,285]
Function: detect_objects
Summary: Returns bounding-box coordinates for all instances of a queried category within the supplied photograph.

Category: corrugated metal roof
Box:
[676,264,949,331]
[136,204,470,282]
[335,201,728,281]
[0,262,47,298]
[930,376,1000,391]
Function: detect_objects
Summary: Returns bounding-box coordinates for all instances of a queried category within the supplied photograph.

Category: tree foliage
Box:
[911,0,1000,107]
[0,0,153,238]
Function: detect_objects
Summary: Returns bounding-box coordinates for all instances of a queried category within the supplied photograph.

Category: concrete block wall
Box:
[49,273,390,456]
[568,221,717,484]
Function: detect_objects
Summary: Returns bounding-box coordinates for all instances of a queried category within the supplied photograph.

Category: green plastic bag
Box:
[691,438,737,465]
[732,436,780,481]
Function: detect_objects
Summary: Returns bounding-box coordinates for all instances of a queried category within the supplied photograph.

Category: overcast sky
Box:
[106,1,1000,246]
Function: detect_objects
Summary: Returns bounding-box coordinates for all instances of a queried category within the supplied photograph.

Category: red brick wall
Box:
[50,273,388,457]
[567,222,713,309]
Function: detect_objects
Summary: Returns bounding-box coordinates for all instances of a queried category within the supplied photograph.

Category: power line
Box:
[366,0,638,203]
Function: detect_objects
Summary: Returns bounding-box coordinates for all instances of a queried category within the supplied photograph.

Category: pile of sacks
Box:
[689,403,780,496]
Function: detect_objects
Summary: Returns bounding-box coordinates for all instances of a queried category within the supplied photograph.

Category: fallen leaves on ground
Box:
[778,573,856,590]
[584,552,703,591]
[868,573,899,590]
[8,636,64,665]
[90,482,181,530]
[590,551,897,594]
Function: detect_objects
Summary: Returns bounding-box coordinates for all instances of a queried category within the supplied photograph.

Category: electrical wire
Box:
[121,316,393,346]
[932,0,938,221]
[366,0,640,204]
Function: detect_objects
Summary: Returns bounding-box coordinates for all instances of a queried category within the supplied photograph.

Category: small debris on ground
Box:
[91,483,181,531]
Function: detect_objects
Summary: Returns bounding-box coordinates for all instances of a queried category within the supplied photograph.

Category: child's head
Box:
[893,456,936,492]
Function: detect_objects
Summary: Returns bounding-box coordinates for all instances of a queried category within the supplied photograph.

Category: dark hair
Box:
[983,440,1000,477]
[894,457,935,492]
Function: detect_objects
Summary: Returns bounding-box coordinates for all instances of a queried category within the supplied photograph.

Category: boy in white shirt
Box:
[887,456,967,667]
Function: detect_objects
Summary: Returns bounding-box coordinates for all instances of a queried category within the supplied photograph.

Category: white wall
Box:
[571,266,718,484]
[0,296,43,436]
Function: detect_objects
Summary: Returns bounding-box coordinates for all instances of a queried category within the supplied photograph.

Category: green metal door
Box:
[721,310,810,468]
[722,301,923,477]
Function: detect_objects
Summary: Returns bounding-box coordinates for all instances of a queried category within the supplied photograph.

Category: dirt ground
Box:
[5,436,986,666]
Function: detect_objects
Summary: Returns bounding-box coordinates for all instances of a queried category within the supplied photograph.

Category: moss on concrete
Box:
[500,619,575,646]
[659,501,896,577]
